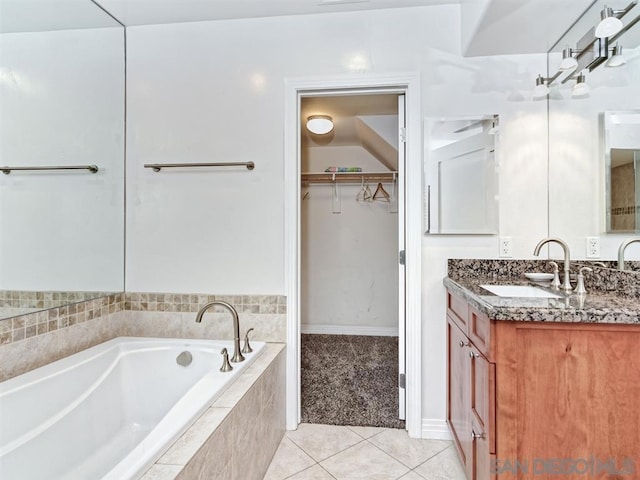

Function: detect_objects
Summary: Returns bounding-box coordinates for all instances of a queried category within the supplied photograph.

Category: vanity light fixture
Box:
[535,1,636,100]
[596,6,624,37]
[306,115,334,135]
[571,73,590,97]
[558,46,578,71]
[532,74,551,98]
[595,2,637,38]
[606,44,627,66]
[532,71,563,99]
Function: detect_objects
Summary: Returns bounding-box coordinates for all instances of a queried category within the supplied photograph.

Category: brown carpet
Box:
[300,333,405,429]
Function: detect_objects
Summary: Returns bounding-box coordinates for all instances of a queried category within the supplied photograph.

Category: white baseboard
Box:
[421,419,452,440]
[301,324,399,336]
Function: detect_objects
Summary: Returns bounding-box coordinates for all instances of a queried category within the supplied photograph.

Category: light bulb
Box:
[571,74,590,97]
[606,44,627,67]
[595,7,624,38]
[532,75,549,99]
[559,47,578,71]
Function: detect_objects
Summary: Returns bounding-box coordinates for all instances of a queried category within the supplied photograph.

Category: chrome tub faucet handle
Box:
[242,328,254,354]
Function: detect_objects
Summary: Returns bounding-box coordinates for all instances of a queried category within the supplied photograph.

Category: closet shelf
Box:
[301,171,397,185]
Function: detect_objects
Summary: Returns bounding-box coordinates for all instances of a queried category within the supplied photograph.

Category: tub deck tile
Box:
[157,406,232,466]
[140,464,183,480]
[143,343,286,480]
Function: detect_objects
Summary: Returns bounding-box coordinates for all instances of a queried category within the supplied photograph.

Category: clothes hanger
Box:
[373,182,390,202]
[356,177,367,202]
[364,181,373,202]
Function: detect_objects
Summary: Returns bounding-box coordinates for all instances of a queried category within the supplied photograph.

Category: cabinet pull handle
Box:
[459,340,469,348]
[471,430,485,439]
[469,350,480,358]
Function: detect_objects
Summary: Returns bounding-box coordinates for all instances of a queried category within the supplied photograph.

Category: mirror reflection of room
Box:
[547,0,640,256]
[609,148,640,230]
[0,2,125,319]
[605,110,640,232]
[424,115,499,235]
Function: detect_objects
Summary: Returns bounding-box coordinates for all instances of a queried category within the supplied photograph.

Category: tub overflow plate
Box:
[176,351,193,367]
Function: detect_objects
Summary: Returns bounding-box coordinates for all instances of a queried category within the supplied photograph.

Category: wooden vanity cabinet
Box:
[447,291,495,480]
[447,288,640,480]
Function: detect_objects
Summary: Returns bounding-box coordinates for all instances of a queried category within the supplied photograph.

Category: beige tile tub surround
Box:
[126,293,286,315]
[113,293,286,344]
[140,343,286,480]
[0,289,115,310]
[0,293,125,347]
[0,294,126,381]
[0,292,286,381]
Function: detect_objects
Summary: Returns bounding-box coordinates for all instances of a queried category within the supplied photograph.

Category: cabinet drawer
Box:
[468,305,491,358]
[447,290,469,333]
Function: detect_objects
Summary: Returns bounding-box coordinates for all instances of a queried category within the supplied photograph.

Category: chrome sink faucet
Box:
[533,237,572,292]
[617,237,640,271]
[195,300,245,363]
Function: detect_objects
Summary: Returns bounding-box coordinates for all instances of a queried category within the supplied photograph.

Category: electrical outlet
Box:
[499,237,512,258]
[586,236,600,258]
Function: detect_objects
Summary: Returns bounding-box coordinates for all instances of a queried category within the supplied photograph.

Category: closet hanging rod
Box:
[301,171,397,185]
[144,161,255,172]
[1,165,99,175]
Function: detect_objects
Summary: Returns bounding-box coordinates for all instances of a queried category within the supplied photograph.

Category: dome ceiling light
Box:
[306,115,334,135]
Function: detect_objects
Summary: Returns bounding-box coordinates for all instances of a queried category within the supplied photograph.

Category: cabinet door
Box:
[448,317,472,479]
[470,346,495,480]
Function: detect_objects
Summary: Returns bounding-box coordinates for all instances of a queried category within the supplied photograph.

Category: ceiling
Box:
[1,0,597,57]
[94,0,458,28]
[0,0,120,33]
[462,0,595,56]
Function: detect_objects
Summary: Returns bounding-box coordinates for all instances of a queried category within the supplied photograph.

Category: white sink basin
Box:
[479,284,562,298]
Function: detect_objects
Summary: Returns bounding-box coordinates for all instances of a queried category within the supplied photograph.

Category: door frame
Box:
[284,73,422,438]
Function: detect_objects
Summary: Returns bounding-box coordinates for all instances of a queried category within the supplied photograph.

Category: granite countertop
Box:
[444,275,640,325]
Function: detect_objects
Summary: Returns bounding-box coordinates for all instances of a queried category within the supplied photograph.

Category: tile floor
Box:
[263,423,466,479]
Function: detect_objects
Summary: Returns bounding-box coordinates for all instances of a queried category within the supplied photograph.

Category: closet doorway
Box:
[299,92,405,428]
[284,74,422,438]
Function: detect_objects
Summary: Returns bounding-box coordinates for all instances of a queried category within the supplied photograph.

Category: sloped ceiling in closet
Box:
[301,94,399,171]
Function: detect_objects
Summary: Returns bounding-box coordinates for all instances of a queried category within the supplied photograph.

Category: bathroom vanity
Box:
[445,273,640,480]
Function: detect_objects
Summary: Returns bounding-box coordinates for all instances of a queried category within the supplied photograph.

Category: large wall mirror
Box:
[0,0,125,318]
[423,115,499,235]
[547,0,640,260]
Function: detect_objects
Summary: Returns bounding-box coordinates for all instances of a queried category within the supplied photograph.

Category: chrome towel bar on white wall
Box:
[144,162,255,172]
[1,165,99,174]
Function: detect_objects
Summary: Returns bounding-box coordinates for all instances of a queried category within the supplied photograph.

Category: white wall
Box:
[0,28,125,291]
[548,46,640,261]
[125,6,548,437]
[301,145,398,333]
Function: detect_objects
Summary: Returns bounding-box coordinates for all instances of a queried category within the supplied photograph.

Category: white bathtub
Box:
[0,336,265,480]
